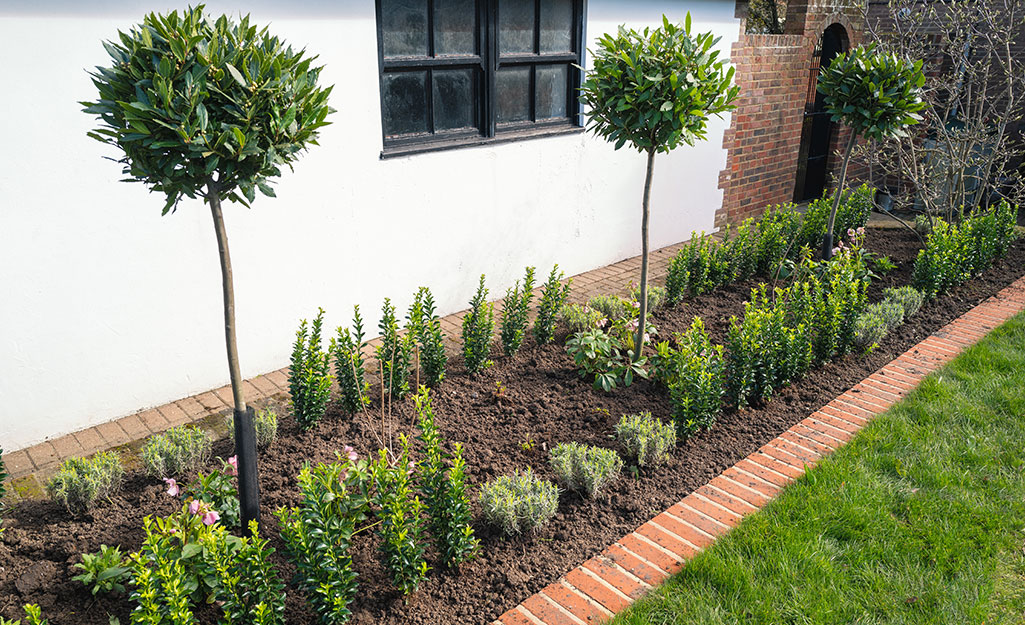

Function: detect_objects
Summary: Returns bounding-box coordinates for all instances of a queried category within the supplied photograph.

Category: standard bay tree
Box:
[579,15,738,359]
[83,6,334,527]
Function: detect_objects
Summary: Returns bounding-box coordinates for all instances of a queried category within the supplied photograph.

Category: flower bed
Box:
[2,228,1025,624]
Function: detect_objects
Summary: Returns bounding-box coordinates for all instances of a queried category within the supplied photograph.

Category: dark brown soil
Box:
[2,228,1024,625]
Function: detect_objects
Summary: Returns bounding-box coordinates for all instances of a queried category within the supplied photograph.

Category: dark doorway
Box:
[794,23,847,202]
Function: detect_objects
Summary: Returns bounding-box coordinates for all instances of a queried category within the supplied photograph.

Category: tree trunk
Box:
[634,149,656,363]
[208,183,261,529]
[822,130,859,260]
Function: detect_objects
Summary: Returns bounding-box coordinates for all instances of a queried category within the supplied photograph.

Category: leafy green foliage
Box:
[141,426,212,478]
[873,255,898,275]
[558,303,605,334]
[462,275,495,375]
[630,282,667,312]
[566,329,648,392]
[853,299,904,350]
[500,267,537,357]
[665,232,734,302]
[533,266,572,345]
[200,521,286,625]
[883,286,925,318]
[331,306,371,414]
[184,457,240,529]
[82,6,334,213]
[614,413,677,468]
[579,14,738,154]
[228,409,278,449]
[818,44,926,142]
[73,545,131,596]
[912,201,1018,297]
[372,437,429,595]
[478,468,559,535]
[414,388,479,568]
[290,308,332,428]
[755,204,802,276]
[47,452,125,515]
[549,442,623,498]
[797,184,874,251]
[0,605,48,625]
[408,288,448,387]
[377,299,413,400]
[587,294,630,322]
[276,457,369,624]
[652,317,724,437]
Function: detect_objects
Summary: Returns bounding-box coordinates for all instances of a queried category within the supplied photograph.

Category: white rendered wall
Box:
[0,0,739,451]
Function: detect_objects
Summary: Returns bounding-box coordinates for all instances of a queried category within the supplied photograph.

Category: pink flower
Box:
[857,227,866,235]
[832,247,841,255]
[163,478,179,497]
[202,510,221,526]
[596,317,608,329]
[847,228,856,238]
[643,333,650,343]
[343,445,358,462]
[188,500,201,515]
[408,461,416,475]
[631,300,640,309]
[226,456,238,476]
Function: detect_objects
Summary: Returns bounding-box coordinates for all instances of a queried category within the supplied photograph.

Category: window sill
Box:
[379,124,585,159]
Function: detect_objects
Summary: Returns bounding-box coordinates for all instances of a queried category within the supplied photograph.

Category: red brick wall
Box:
[716,0,865,227]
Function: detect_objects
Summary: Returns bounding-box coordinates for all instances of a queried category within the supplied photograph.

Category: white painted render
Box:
[0,0,739,451]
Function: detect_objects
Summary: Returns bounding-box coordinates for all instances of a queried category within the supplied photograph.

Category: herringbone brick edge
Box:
[491,275,1025,625]
[2,239,697,499]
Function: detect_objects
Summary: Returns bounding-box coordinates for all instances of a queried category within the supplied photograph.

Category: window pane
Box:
[433,69,476,131]
[540,0,573,52]
[536,64,568,119]
[381,0,428,57]
[435,0,476,56]
[497,66,531,123]
[383,72,429,136]
[499,0,535,54]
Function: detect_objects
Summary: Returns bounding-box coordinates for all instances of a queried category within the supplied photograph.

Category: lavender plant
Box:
[549,443,623,498]
[558,304,604,334]
[141,425,212,478]
[290,308,333,429]
[408,288,448,387]
[372,437,429,595]
[332,306,371,414]
[854,299,905,350]
[377,298,413,400]
[500,267,537,357]
[462,275,495,375]
[414,388,479,568]
[630,282,667,312]
[276,456,369,624]
[533,266,571,345]
[47,451,125,515]
[228,409,278,449]
[587,294,629,322]
[883,286,926,318]
[478,468,559,535]
[614,413,676,467]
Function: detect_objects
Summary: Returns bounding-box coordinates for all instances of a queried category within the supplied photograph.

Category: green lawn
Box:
[613,313,1025,625]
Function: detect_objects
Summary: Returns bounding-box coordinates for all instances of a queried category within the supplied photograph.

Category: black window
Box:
[376,0,585,155]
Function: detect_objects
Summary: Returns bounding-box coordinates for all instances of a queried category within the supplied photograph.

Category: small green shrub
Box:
[377,298,413,400]
[462,275,495,375]
[47,452,125,514]
[500,267,537,357]
[854,299,905,349]
[277,457,369,624]
[883,286,926,318]
[873,255,897,275]
[414,388,479,568]
[630,282,667,312]
[372,437,429,595]
[73,544,131,596]
[652,317,724,437]
[478,468,559,535]
[797,185,873,252]
[290,308,333,429]
[559,303,604,333]
[533,266,572,345]
[588,294,629,322]
[755,204,802,276]
[566,328,648,392]
[0,605,48,625]
[408,288,448,387]
[614,413,676,467]
[142,425,213,479]
[332,305,372,414]
[549,442,623,498]
[228,409,278,449]
[201,521,287,625]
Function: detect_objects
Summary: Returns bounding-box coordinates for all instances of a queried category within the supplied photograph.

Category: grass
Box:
[613,312,1025,625]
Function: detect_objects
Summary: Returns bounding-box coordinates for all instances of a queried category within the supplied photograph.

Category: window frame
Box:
[375,0,587,157]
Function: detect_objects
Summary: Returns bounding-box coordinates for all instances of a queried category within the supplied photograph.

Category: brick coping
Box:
[2,239,698,498]
[492,275,1025,625]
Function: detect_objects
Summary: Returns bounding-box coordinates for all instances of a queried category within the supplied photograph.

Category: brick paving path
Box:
[492,275,1025,625]
[2,239,693,500]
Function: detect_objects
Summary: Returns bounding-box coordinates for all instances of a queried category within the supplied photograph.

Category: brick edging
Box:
[493,275,1025,625]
